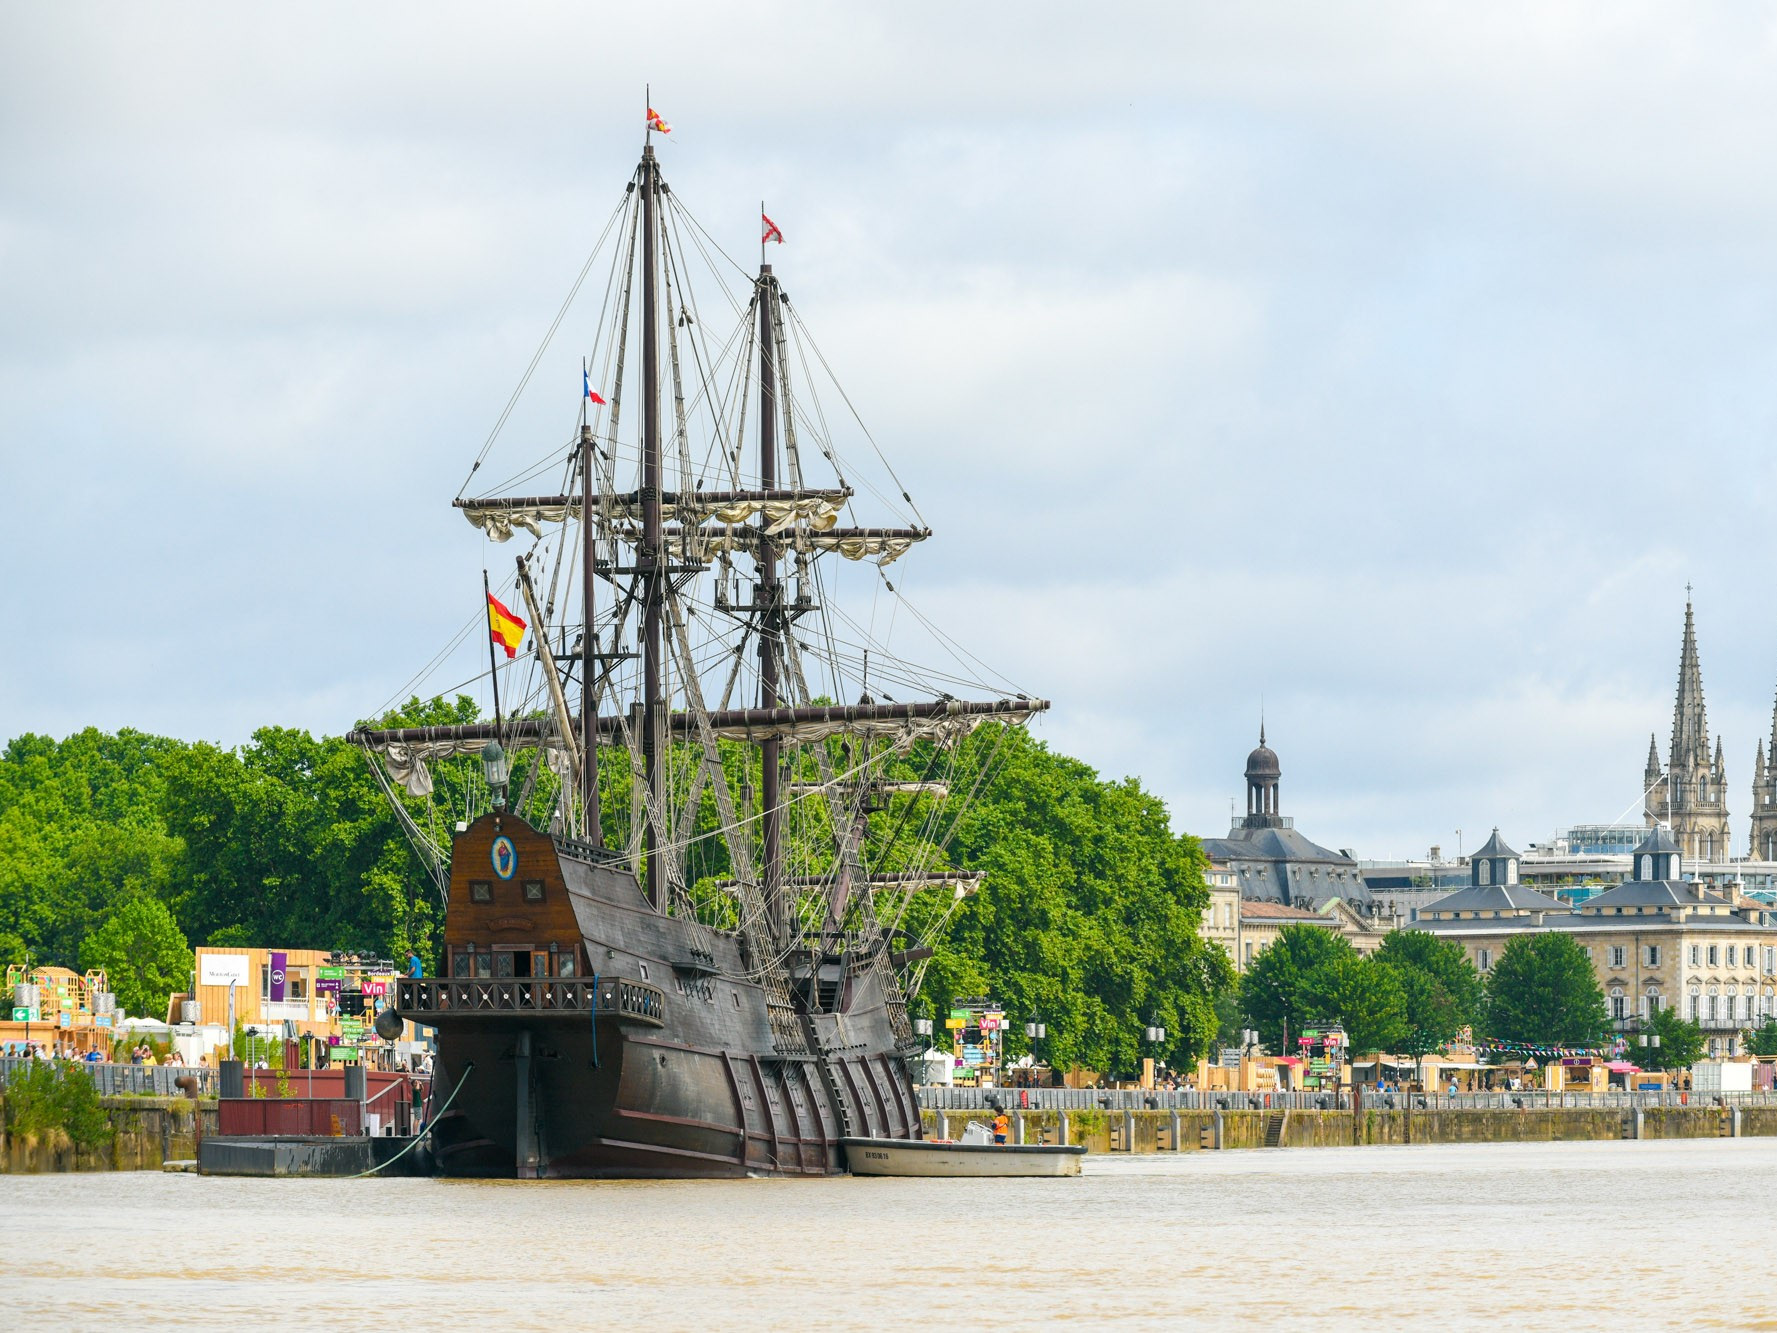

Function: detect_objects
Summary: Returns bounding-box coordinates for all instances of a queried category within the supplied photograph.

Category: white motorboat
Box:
[842,1132,1086,1178]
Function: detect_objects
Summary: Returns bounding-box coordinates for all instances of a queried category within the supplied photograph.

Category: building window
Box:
[1639,855,1651,880]
[1477,949,1492,971]
[1480,860,1492,886]
[523,880,545,903]
[1691,945,1702,967]
[1766,947,1776,974]
[1727,946,1738,968]
[1708,945,1719,967]
[1691,994,1701,1021]
[1646,946,1661,967]
[470,881,493,904]
[1609,946,1626,969]
[1507,860,1519,885]
[1610,988,1626,1020]
[1708,995,1719,1021]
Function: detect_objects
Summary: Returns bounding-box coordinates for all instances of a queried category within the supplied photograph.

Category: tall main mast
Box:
[757,264,785,940]
[578,420,601,845]
[640,144,665,906]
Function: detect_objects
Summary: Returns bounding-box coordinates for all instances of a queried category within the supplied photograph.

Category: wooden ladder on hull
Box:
[799,1015,861,1150]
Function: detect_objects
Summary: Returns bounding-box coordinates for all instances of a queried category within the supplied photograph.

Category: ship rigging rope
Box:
[455,198,627,501]
[785,304,928,530]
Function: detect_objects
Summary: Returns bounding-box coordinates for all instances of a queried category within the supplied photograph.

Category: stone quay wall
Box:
[920,1104,1776,1153]
[0,1096,218,1173]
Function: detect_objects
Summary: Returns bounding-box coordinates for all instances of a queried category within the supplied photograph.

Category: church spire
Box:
[1768,684,1777,762]
[1671,596,1709,771]
[1645,732,1662,779]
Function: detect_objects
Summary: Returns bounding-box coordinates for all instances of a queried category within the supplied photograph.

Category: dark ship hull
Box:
[399,813,922,1178]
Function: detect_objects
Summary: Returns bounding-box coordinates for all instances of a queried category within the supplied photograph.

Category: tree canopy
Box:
[1237,923,1353,1052]
[78,894,193,1022]
[1482,933,1609,1047]
[1640,1003,1706,1071]
[1372,930,1482,1060]
[921,724,1233,1076]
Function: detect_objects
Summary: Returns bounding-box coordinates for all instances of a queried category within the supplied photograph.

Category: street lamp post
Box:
[1144,1021,1167,1085]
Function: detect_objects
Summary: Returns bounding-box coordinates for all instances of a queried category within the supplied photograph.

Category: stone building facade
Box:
[1417,828,1777,1056]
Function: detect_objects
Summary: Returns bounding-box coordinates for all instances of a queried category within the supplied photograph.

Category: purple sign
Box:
[269,951,287,1003]
[315,977,342,994]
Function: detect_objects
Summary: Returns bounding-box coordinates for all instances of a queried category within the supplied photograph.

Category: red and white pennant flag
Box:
[762,213,784,245]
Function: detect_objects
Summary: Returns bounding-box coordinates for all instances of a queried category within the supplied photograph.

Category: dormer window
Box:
[1639,855,1651,880]
[1480,860,1492,886]
[1506,860,1519,885]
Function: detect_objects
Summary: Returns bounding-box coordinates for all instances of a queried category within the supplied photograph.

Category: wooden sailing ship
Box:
[350,124,1045,1178]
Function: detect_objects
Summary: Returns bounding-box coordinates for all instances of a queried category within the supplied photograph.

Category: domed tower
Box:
[1244,724,1282,827]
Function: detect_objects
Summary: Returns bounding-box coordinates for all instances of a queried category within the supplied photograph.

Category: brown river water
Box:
[2,1139,1772,1329]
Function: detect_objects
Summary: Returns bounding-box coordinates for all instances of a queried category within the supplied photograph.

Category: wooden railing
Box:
[395,977,665,1027]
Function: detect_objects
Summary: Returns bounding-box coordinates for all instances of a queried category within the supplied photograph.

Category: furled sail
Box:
[458,490,851,543]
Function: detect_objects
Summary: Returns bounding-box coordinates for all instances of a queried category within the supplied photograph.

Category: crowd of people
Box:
[1,1039,207,1066]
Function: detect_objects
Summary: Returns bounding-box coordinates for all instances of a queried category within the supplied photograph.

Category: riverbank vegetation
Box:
[1,1061,111,1151]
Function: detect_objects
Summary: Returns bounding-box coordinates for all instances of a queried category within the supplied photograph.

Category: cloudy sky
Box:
[8,3,1777,859]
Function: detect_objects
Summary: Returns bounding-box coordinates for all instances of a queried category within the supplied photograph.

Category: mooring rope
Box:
[345,1060,476,1179]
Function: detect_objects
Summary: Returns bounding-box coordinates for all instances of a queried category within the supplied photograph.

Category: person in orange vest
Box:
[992,1111,1010,1145]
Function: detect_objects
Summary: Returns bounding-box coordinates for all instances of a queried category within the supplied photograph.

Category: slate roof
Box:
[1201,825,1353,866]
[1632,825,1682,857]
[1580,879,1713,911]
[1472,828,1518,860]
[1422,883,1565,915]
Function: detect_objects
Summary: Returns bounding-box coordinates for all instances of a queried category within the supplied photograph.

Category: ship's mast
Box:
[640,144,665,906]
[757,264,785,940]
[578,422,600,845]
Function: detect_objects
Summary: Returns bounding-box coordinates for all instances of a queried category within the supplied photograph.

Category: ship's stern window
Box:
[523,880,545,903]
[494,951,516,979]
[470,880,493,904]
[475,951,493,979]
[452,950,471,978]
[555,949,577,978]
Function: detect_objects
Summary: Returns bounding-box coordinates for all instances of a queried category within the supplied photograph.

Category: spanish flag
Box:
[488,593,527,659]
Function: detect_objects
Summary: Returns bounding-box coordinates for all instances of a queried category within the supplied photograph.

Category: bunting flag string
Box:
[1474,1037,1622,1059]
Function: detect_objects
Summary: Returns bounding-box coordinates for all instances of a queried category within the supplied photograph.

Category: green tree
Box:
[1238,924,1355,1054]
[1309,953,1407,1055]
[1373,930,1482,1061]
[1639,1004,1706,1071]
[921,725,1234,1076]
[1483,933,1609,1047]
[0,728,184,967]
[1747,1019,1777,1059]
[78,895,194,1021]
[160,723,437,959]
